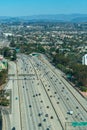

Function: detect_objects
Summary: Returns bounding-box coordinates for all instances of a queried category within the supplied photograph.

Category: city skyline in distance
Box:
[0,0,87,16]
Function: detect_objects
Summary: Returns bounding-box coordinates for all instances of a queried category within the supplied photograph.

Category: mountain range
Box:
[0,14,87,23]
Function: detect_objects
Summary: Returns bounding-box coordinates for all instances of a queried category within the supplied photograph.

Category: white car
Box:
[67,110,73,115]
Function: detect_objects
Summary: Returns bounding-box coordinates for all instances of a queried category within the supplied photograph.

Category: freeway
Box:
[16,55,63,130]
[4,53,87,130]
[28,54,87,130]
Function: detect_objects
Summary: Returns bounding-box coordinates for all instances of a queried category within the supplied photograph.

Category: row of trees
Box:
[0,47,17,61]
[19,43,45,54]
[52,53,87,91]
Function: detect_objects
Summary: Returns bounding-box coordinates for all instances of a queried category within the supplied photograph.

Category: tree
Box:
[10,39,15,47]
[3,47,11,58]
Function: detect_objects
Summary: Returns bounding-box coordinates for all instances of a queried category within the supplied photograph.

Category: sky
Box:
[0,0,87,16]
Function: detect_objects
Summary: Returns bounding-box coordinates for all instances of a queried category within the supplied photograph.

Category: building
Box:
[82,54,87,65]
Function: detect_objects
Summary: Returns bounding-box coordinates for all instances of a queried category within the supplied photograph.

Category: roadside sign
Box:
[72,122,87,127]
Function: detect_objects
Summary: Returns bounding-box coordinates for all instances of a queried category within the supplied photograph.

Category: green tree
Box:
[3,47,11,58]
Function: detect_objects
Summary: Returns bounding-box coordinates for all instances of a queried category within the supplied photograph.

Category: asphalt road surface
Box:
[5,53,87,130]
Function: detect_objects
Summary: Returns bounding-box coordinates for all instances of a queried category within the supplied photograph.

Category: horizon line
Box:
[0,13,87,17]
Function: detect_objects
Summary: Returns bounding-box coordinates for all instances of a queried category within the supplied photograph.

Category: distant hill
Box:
[71,17,87,22]
[0,14,87,23]
[19,14,87,22]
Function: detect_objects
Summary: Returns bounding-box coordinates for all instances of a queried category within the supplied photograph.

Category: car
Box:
[15,97,18,100]
[12,127,15,130]
[38,123,42,127]
[43,118,46,122]
[46,128,49,130]
[67,110,73,115]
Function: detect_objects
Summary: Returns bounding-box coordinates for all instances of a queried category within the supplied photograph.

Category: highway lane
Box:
[10,63,21,130]
[5,53,87,130]
[17,57,31,130]
[30,56,71,124]
[17,55,63,130]
[1,109,11,130]
[28,55,65,129]
[39,54,87,109]
[2,61,22,130]
[28,54,87,130]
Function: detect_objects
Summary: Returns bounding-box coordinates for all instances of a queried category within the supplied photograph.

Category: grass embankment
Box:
[0,70,7,86]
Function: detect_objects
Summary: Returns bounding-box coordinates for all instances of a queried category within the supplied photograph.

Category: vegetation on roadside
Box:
[0,47,17,61]
[0,70,7,86]
[0,90,9,106]
[52,52,87,92]
[10,42,45,54]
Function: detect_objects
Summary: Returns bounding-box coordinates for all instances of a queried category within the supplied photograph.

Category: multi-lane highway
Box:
[4,53,87,130]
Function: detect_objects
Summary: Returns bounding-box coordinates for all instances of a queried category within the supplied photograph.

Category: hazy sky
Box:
[0,0,87,16]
